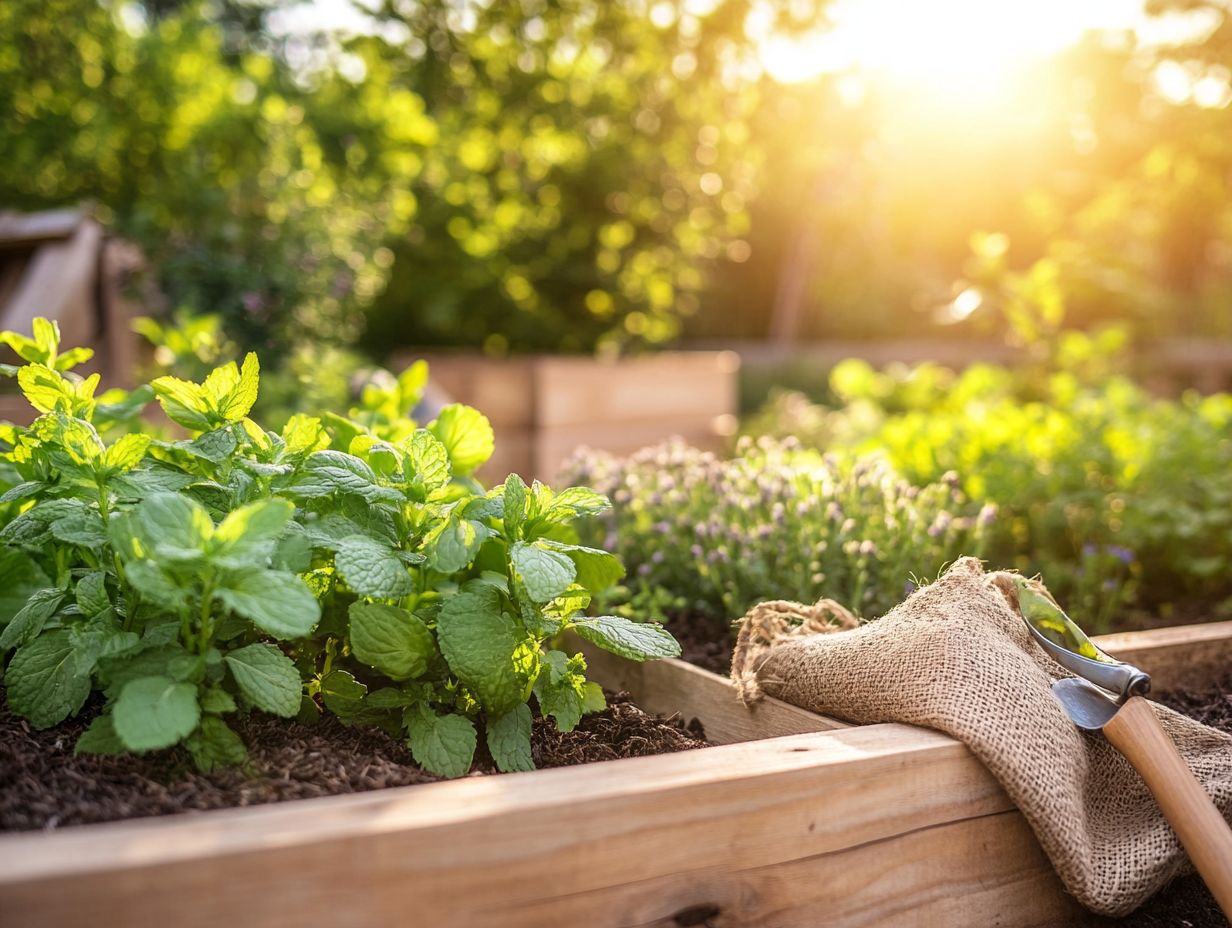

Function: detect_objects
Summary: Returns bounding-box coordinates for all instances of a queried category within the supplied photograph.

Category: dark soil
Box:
[1097,673,1232,928]
[669,610,735,676]
[0,690,706,832]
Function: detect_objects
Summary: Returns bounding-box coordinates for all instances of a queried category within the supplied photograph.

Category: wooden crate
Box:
[2,620,1228,927]
[391,351,741,485]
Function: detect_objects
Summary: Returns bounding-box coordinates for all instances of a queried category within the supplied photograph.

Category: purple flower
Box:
[651,550,665,564]
[977,503,997,527]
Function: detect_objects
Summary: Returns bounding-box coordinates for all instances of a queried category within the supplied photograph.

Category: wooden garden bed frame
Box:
[2,620,1229,927]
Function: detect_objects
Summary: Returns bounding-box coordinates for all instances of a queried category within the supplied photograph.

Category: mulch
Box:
[0,690,706,832]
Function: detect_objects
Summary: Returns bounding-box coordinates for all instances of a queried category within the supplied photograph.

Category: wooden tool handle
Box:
[1103,695,1232,917]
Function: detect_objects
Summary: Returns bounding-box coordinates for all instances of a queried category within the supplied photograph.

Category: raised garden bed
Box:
[3,619,1229,927]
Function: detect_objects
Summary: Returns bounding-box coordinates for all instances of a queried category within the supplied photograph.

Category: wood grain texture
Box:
[1103,696,1232,918]
[1096,621,1232,692]
[0,724,1083,928]
[574,635,849,743]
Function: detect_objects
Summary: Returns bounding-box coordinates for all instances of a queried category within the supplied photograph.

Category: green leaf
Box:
[183,426,238,463]
[113,676,201,751]
[75,715,125,755]
[404,429,451,498]
[288,450,403,504]
[570,615,681,661]
[538,540,626,594]
[224,643,302,717]
[216,569,321,638]
[349,602,435,681]
[405,703,477,778]
[17,363,70,414]
[49,507,108,547]
[221,353,259,421]
[428,404,494,477]
[212,498,294,562]
[318,669,369,724]
[536,678,584,732]
[151,375,213,431]
[581,681,607,713]
[185,715,248,771]
[425,515,491,573]
[435,585,524,714]
[75,570,110,616]
[503,473,528,538]
[510,542,577,603]
[129,492,213,556]
[281,413,329,455]
[101,433,152,474]
[68,616,139,673]
[541,486,611,523]
[0,480,45,503]
[0,549,50,623]
[0,588,65,650]
[5,630,91,727]
[335,535,413,599]
[200,686,237,713]
[486,703,534,773]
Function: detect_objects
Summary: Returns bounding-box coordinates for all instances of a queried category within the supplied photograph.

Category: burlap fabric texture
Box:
[730,557,1232,916]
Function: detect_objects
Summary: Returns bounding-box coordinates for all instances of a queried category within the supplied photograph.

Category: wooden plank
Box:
[1,723,1082,928]
[1096,620,1232,692]
[0,208,83,248]
[535,423,728,485]
[578,638,848,743]
[2,219,101,347]
[394,353,535,427]
[535,351,739,428]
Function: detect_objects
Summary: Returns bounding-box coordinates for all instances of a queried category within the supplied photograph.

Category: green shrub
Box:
[562,437,992,625]
[0,319,677,777]
[746,357,1232,630]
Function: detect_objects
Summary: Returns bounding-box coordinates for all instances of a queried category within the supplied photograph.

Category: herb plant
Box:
[0,319,679,777]
[562,436,993,625]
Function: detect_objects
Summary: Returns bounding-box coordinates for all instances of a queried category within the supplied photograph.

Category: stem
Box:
[196,571,216,657]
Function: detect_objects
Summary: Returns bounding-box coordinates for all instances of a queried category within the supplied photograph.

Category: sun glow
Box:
[756,0,1145,92]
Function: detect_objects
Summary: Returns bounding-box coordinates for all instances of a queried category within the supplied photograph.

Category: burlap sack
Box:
[731,557,1232,917]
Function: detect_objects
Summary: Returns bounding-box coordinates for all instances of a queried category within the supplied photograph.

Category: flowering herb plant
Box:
[0,319,678,777]
[563,436,994,625]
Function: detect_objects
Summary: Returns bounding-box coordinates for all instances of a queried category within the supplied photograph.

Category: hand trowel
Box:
[1015,577,1232,917]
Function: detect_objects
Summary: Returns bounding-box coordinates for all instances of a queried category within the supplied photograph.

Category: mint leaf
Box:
[428,404,494,477]
[510,541,576,603]
[425,516,491,573]
[0,549,49,624]
[502,474,528,538]
[319,668,368,723]
[6,630,92,727]
[100,433,152,474]
[221,353,259,421]
[405,429,451,498]
[216,568,321,638]
[538,540,625,594]
[75,571,110,617]
[435,585,524,714]
[113,676,201,751]
[0,588,65,650]
[405,703,476,778]
[541,486,611,523]
[150,374,213,431]
[335,535,413,598]
[348,602,435,681]
[49,507,108,548]
[75,715,125,755]
[212,498,294,562]
[570,615,681,661]
[288,450,402,504]
[224,643,302,717]
[130,492,212,555]
[486,703,533,773]
[185,715,248,771]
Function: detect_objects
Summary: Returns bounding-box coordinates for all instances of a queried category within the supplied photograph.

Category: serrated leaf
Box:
[486,703,533,773]
[538,540,626,594]
[0,480,44,503]
[281,414,329,454]
[502,474,528,538]
[183,426,238,463]
[6,630,92,728]
[405,429,451,498]
[536,678,584,732]
[425,516,491,573]
[151,375,213,431]
[405,703,476,778]
[129,492,213,556]
[288,450,402,504]
[224,643,302,717]
[212,497,294,562]
[185,715,248,771]
[510,541,576,603]
[570,615,681,661]
[101,433,152,474]
[75,715,125,755]
[75,571,110,617]
[221,353,259,421]
[541,486,611,522]
[0,587,65,650]
[428,404,494,477]
[18,363,70,414]
[435,585,524,714]
[319,668,369,723]
[50,507,108,547]
[581,681,607,713]
[333,535,412,598]
[215,568,320,638]
[68,615,139,673]
[349,602,435,681]
[200,686,237,713]
[124,559,189,610]
[113,676,200,751]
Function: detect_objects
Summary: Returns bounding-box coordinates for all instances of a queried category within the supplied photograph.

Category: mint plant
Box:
[0,318,679,777]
